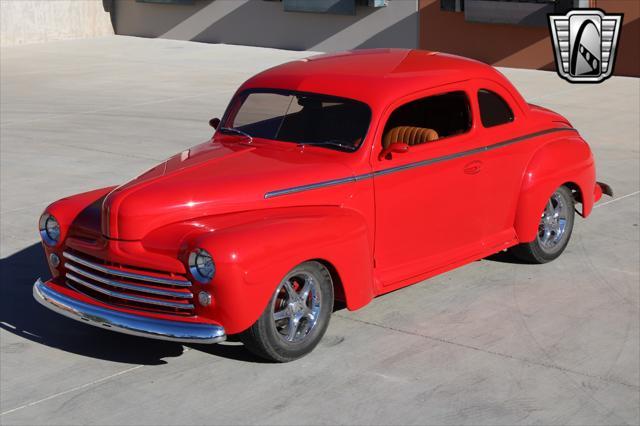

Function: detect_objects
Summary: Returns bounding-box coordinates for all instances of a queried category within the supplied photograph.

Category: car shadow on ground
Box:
[1,243,186,365]
[188,301,348,363]
[483,250,531,264]
[188,340,270,363]
[0,243,291,364]
[2,243,511,365]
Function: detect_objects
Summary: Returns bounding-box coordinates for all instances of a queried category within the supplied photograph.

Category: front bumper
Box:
[33,278,226,344]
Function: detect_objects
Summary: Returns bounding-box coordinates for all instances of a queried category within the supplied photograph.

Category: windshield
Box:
[221,90,371,152]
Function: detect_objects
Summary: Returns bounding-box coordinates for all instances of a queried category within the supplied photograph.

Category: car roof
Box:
[239,49,520,110]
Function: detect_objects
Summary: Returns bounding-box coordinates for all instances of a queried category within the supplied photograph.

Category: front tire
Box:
[240,261,334,362]
[511,185,575,264]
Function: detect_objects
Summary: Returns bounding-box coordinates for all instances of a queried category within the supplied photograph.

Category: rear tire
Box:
[240,261,334,362]
[511,185,575,264]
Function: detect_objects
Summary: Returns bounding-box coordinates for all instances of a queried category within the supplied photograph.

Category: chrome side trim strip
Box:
[265,175,360,198]
[33,279,225,344]
[65,263,192,299]
[63,251,191,287]
[66,272,194,310]
[264,127,577,199]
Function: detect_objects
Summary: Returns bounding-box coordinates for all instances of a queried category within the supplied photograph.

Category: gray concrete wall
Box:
[0,0,113,47]
[112,0,418,51]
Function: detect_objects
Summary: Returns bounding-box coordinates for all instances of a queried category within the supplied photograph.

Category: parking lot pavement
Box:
[1,36,638,425]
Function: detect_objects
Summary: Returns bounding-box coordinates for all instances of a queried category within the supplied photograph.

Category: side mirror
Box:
[209,117,220,129]
[378,142,409,161]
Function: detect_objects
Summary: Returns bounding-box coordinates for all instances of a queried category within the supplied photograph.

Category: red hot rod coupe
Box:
[34,49,611,362]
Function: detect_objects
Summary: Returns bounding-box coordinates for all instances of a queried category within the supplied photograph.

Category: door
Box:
[372,86,489,287]
[471,80,529,248]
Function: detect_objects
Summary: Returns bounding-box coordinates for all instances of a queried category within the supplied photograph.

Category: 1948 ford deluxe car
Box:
[34,49,612,362]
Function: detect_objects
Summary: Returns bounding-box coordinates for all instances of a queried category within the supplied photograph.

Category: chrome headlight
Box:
[188,248,215,283]
[39,213,60,246]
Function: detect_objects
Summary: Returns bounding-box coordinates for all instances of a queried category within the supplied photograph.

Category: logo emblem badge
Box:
[548,9,623,83]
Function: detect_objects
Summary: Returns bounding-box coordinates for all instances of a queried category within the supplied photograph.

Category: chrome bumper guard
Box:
[33,279,226,344]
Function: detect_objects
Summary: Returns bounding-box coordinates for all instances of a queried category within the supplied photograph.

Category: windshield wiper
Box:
[219,127,253,143]
[298,140,356,152]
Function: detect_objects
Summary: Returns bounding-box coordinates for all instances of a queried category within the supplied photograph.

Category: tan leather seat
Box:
[382,126,439,149]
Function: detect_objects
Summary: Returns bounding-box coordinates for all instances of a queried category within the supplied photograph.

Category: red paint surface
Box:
[40,50,602,335]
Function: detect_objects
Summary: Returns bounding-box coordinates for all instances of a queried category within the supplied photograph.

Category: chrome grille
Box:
[62,251,194,316]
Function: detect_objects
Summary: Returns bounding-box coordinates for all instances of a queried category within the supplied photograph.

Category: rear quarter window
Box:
[478,89,514,128]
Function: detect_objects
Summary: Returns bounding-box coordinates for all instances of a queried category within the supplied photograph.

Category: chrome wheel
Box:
[271,272,322,343]
[537,191,568,252]
[510,185,574,264]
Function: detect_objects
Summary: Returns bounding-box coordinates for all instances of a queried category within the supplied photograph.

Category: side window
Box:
[478,89,514,127]
[382,91,471,148]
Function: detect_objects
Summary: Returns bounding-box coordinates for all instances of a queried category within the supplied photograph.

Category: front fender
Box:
[148,206,374,334]
[43,186,116,244]
[41,187,117,278]
[514,136,596,242]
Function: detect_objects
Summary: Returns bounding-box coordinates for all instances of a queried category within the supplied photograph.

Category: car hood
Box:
[101,139,355,240]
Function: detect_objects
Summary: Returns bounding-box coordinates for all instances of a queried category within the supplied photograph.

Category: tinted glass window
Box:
[383,91,472,147]
[232,92,301,128]
[223,90,371,152]
[478,89,514,127]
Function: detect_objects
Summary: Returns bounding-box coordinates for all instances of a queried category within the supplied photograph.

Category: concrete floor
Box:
[1,36,638,426]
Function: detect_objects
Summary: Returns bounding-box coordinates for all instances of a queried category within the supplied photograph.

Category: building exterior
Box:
[420,0,638,77]
[109,0,418,52]
[0,0,113,47]
[1,0,637,76]
[107,0,638,77]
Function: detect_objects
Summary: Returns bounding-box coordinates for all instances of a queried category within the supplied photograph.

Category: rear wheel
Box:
[511,185,575,264]
[240,261,333,362]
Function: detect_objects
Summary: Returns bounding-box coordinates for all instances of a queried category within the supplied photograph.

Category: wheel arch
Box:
[564,181,583,202]
[514,136,596,243]
[176,206,375,334]
[311,258,347,307]
[563,181,592,217]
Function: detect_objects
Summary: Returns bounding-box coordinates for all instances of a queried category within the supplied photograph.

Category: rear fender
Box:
[180,206,374,334]
[514,137,595,242]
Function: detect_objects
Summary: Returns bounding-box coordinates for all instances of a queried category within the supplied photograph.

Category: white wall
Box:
[0,0,113,47]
